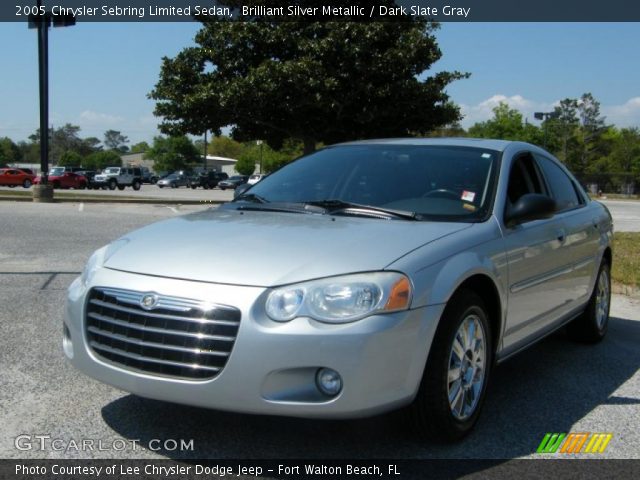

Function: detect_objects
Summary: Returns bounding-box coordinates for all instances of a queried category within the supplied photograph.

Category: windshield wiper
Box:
[304,199,419,221]
[227,200,325,215]
[234,193,269,204]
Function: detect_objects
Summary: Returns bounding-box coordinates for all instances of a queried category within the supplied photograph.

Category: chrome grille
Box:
[85,287,240,380]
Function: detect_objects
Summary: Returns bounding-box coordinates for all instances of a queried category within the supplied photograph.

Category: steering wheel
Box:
[422,188,460,200]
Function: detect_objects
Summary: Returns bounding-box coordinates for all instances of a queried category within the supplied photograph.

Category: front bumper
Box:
[64,268,443,418]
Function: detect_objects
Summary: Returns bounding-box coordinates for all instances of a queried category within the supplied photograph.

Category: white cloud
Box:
[459,94,556,128]
[78,110,124,126]
[459,94,640,129]
[602,97,640,128]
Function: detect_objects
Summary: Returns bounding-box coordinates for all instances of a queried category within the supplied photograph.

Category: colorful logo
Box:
[537,433,613,454]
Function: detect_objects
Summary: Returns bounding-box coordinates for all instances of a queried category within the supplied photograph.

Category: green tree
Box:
[84,150,122,170]
[27,124,100,164]
[0,137,22,165]
[150,5,467,154]
[468,102,542,143]
[104,130,129,153]
[59,151,83,167]
[208,136,244,159]
[235,155,256,176]
[17,141,40,164]
[130,141,151,153]
[545,98,579,163]
[81,137,102,156]
[573,93,607,174]
[144,136,200,171]
[240,141,296,173]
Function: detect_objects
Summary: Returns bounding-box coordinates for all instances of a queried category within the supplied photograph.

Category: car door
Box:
[501,152,574,354]
[534,153,598,302]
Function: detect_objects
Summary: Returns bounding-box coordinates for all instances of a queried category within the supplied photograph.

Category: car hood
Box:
[104,209,471,287]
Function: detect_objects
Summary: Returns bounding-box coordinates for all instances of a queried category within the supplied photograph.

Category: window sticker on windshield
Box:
[463,203,477,212]
[461,190,476,202]
[481,153,492,158]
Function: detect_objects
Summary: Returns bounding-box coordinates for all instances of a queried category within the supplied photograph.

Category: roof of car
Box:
[334,137,519,152]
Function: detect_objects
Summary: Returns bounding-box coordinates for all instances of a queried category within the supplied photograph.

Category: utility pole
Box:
[203,130,208,170]
[29,0,75,202]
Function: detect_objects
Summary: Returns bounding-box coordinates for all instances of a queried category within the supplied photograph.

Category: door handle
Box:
[556,228,566,243]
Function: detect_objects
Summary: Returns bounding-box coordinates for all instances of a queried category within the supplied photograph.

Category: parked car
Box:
[76,170,98,189]
[140,167,154,184]
[156,172,191,188]
[0,168,35,188]
[150,171,171,184]
[34,170,87,189]
[92,167,143,191]
[66,139,613,442]
[247,173,267,185]
[218,175,249,190]
[190,171,229,189]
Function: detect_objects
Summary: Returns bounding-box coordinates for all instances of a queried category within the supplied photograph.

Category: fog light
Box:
[316,368,342,396]
[62,324,73,359]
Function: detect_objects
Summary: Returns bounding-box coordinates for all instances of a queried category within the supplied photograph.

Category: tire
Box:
[405,289,493,442]
[78,183,86,190]
[203,184,210,190]
[191,184,197,189]
[567,261,611,343]
[108,179,117,190]
[52,181,60,189]
[220,186,226,191]
[117,185,125,191]
[132,180,141,191]
[158,185,164,188]
[23,179,32,188]
[171,182,177,189]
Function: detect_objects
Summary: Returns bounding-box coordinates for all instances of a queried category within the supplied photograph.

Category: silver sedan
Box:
[64,138,613,442]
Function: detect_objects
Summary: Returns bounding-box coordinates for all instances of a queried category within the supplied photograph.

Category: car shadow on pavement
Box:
[101,315,640,460]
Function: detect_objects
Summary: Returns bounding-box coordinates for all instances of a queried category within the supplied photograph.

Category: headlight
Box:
[265,272,412,324]
[80,239,128,287]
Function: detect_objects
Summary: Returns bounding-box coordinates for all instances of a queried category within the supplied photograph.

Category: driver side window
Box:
[506,154,545,205]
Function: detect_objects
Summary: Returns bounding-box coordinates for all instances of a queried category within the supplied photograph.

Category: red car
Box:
[34,169,88,189]
[0,168,36,188]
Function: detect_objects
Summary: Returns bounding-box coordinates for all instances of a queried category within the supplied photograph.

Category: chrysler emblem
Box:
[140,294,159,310]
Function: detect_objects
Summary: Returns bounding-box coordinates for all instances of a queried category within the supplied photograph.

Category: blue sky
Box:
[0,22,638,145]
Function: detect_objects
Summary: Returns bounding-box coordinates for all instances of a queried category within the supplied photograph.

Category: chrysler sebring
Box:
[64,139,613,441]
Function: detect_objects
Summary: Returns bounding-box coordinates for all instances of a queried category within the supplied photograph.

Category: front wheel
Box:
[132,180,141,191]
[405,289,492,442]
[23,179,32,188]
[117,185,125,191]
[108,179,117,190]
[567,261,611,343]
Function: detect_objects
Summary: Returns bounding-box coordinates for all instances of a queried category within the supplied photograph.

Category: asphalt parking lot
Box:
[0,201,638,461]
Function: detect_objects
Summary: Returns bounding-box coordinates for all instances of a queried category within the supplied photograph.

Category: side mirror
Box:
[234,183,251,198]
[505,193,556,226]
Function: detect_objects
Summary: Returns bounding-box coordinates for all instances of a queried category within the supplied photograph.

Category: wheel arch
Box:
[452,274,503,355]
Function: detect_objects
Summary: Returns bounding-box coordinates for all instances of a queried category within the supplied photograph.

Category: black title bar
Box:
[5,0,640,22]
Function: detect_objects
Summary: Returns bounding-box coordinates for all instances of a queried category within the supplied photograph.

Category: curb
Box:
[613,282,640,300]
[0,195,223,205]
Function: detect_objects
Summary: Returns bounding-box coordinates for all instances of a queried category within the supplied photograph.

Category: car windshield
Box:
[104,168,120,174]
[239,144,499,222]
[229,176,244,181]
[49,167,65,176]
[165,174,178,179]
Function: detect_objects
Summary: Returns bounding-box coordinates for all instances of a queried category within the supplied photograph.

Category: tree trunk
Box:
[303,137,316,155]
